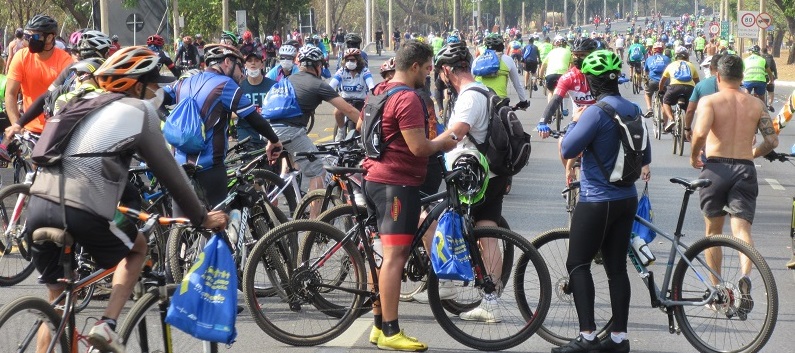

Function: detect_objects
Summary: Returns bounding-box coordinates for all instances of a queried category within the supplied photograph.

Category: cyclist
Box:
[263,35,278,68]
[378,56,396,83]
[539,36,572,102]
[146,34,180,77]
[163,44,283,212]
[431,32,445,54]
[742,45,774,103]
[392,28,401,51]
[4,28,26,73]
[614,33,625,58]
[344,33,368,64]
[329,48,375,141]
[239,50,277,152]
[556,49,651,353]
[220,30,239,47]
[474,34,529,108]
[643,42,670,117]
[239,30,257,55]
[658,46,700,132]
[321,33,332,52]
[27,46,228,352]
[683,32,694,53]
[521,37,541,91]
[537,36,554,64]
[626,37,646,79]
[508,37,523,67]
[175,36,199,71]
[362,41,457,351]
[265,45,299,81]
[762,47,777,112]
[107,34,121,57]
[693,33,706,62]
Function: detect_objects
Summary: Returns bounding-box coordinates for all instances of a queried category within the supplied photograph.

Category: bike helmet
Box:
[343,48,361,59]
[78,30,112,57]
[266,35,274,41]
[434,42,472,69]
[483,33,503,50]
[652,41,664,52]
[445,149,490,205]
[195,33,202,39]
[203,43,244,65]
[221,30,238,45]
[71,57,105,75]
[571,38,600,54]
[675,46,689,58]
[581,49,622,76]
[380,57,396,78]
[553,35,565,46]
[278,45,297,58]
[25,14,58,34]
[750,45,760,54]
[94,46,162,92]
[284,39,300,49]
[111,35,119,42]
[446,35,461,44]
[297,45,324,63]
[146,34,165,47]
[344,33,362,46]
[69,30,84,46]
[242,30,253,42]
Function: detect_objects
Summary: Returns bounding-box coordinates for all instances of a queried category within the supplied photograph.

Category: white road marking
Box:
[766,178,785,191]
[326,316,372,347]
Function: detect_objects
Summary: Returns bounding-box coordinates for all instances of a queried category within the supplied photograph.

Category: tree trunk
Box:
[773,29,785,57]
[787,17,795,64]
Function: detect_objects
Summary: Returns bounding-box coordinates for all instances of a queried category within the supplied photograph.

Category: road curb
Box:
[777,81,795,88]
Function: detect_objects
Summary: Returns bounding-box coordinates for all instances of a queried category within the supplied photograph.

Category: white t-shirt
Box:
[446,82,492,177]
[615,37,625,48]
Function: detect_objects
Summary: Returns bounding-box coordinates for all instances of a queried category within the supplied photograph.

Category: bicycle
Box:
[376,39,383,56]
[652,91,664,140]
[0,206,218,353]
[242,160,552,351]
[761,151,795,277]
[532,177,778,353]
[631,65,644,94]
[6,132,38,184]
[671,97,687,156]
[550,130,580,227]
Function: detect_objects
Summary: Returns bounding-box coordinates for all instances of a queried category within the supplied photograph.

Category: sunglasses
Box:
[279,56,294,61]
[23,33,42,41]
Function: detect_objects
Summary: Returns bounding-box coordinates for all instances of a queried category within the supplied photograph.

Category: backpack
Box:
[522,45,538,62]
[361,86,415,160]
[32,88,126,166]
[590,101,648,187]
[650,55,668,75]
[472,49,501,77]
[163,77,215,155]
[469,87,532,176]
[43,71,80,118]
[629,45,644,61]
[673,61,692,82]
[261,78,303,120]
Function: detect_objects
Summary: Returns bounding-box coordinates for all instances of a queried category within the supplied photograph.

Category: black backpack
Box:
[469,87,532,176]
[590,101,648,187]
[32,88,126,166]
[361,85,417,160]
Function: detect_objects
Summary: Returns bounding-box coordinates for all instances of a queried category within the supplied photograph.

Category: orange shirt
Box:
[7,47,73,133]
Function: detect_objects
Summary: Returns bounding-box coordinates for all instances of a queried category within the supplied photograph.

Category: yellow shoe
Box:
[377,330,428,352]
[369,326,382,345]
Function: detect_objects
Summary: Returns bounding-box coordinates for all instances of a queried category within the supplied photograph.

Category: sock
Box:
[373,314,383,330]
[580,331,596,341]
[611,332,627,343]
[382,319,400,337]
[100,317,117,331]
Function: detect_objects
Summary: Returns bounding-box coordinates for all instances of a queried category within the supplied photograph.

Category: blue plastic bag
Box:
[261,78,303,120]
[166,234,237,344]
[472,49,501,77]
[632,184,656,243]
[163,96,206,155]
[430,210,474,281]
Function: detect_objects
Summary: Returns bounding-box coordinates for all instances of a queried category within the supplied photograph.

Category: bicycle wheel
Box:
[531,228,611,346]
[632,72,640,94]
[248,205,291,299]
[426,226,551,351]
[0,296,68,352]
[243,220,366,346]
[671,234,778,353]
[672,111,680,155]
[119,285,218,353]
[253,168,298,217]
[166,226,210,283]
[653,97,663,140]
[292,189,344,221]
[0,183,35,286]
[677,111,686,156]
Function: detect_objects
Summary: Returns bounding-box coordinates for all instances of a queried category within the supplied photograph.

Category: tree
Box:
[769,0,795,64]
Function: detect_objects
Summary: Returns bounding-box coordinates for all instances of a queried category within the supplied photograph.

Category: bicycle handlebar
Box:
[116,206,191,234]
[763,151,795,163]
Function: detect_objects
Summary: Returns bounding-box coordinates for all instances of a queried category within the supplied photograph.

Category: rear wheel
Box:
[166,227,210,283]
[0,296,68,352]
[0,183,35,287]
[653,95,663,140]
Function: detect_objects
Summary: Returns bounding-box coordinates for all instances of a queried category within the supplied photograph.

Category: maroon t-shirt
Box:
[363,82,428,186]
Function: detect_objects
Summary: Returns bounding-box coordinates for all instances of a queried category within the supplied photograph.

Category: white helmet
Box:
[266,35,274,41]
[278,45,297,58]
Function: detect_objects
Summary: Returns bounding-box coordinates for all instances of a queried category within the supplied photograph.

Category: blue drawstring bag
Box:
[472,49,501,77]
[632,183,656,243]
[166,233,238,344]
[163,94,206,155]
[261,78,303,120]
[430,210,474,281]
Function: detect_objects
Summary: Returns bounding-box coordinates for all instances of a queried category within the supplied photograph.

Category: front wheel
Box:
[677,111,686,156]
[0,183,35,286]
[166,227,210,283]
[671,234,778,353]
[0,296,68,352]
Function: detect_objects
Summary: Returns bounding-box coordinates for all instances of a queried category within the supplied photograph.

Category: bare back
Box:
[705,43,717,56]
[696,87,764,160]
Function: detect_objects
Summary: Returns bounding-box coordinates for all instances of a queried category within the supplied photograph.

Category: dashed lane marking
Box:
[766,178,785,191]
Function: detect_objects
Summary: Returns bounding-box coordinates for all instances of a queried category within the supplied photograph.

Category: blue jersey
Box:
[644,54,671,82]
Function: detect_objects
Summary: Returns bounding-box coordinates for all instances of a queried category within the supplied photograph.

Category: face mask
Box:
[28,37,46,53]
[246,68,261,78]
[345,61,357,70]
[280,60,294,71]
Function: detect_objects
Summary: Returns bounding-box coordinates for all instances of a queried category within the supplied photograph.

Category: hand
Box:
[537,122,551,139]
[571,106,587,122]
[441,134,458,152]
[641,164,651,182]
[515,100,530,110]
[266,141,283,162]
[201,210,229,232]
[690,150,704,169]
[4,124,23,141]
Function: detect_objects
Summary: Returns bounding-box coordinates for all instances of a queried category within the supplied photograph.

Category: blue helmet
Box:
[446,35,461,44]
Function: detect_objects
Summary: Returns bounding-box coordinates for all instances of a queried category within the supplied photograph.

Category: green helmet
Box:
[446,149,490,205]
[581,49,622,76]
[221,30,239,45]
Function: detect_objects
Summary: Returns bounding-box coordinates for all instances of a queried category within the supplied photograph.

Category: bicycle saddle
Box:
[670,177,712,190]
[324,166,365,176]
[32,228,74,248]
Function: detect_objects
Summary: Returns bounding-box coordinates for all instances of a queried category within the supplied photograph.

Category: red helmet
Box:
[652,42,664,53]
[146,34,165,47]
[380,57,396,78]
[243,30,253,41]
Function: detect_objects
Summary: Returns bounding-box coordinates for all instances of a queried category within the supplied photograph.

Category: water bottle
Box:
[372,233,384,268]
[353,189,367,207]
[227,209,242,250]
[630,233,656,266]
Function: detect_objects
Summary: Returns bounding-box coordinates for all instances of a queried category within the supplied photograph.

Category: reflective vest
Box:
[743,54,767,82]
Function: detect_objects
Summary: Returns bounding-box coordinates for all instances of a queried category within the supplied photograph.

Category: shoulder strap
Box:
[590,100,618,181]
[464,87,493,151]
[381,86,420,148]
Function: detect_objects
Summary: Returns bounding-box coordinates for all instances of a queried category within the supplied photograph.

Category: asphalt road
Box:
[2,17,795,353]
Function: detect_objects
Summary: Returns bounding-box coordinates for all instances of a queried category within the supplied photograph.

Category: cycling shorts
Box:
[545,74,562,91]
[469,175,509,224]
[645,79,660,96]
[663,84,694,106]
[364,180,421,239]
[628,61,643,72]
[742,81,767,96]
[524,61,539,73]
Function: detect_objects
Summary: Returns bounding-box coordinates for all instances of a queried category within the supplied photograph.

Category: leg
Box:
[703,215,726,284]
[662,103,674,127]
[599,198,636,334]
[729,216,753,276]
[104,233,147,320]
[567,202,608,332]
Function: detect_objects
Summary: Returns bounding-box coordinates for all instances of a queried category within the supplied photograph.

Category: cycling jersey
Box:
[644,53,671,82]
[538,42,554,62]
[684,35,694,45]
[626,43,646,62]
[694,37,706,50]
[475,53,528,101]
[329,67,375,100]
[644,37,655,46]
[543,47,572,76]
[554,67,596,106]
[661,60,699,86]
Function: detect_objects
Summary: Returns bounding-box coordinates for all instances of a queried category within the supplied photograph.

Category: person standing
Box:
[238,50,277,152]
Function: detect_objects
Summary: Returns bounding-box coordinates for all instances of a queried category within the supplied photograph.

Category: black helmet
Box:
[344,33,362,46]
[750,45,760,54]
[434,42,472,69]
[571,38,600,54]
[483,34,503,50]
[25,14,58,34]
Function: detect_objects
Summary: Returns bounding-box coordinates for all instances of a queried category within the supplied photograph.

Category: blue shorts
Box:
[742,81,767,96]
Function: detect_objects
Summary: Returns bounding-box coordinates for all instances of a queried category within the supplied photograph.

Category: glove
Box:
[618,76,630,84]
[537,122,551,134]
[516,100,530,110]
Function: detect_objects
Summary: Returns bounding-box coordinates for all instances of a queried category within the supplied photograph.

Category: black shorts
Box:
[645,79,660,96]
[364,180,421,236]
[663,84,695,106]
[470,175,509,223]
[698,158,758,223]
[172,165,226,216]
[524,61,538,73]
[420,154,444,197]
[545,74,562,91]
[28,196,139,284]
[628,61,643,72]
[766,82,775,93]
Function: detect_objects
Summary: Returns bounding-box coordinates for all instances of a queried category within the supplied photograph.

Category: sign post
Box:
[235,10,247,35]
[737,10,758,39]
[709,23,719,35]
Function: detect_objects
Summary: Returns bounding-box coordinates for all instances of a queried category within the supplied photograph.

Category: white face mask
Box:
[246,68,261,78]
[345,61,358,71]
[280,60,294,71]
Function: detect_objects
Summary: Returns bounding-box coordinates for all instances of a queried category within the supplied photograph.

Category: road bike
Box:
[532,177,778,353]
[671,97,687,156]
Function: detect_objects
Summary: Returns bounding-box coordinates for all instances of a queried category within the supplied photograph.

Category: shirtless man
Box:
[690,55,777,318]
[704,38,717,57]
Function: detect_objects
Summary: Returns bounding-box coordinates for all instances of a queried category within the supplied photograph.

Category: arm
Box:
[363,71,376,91]
[690,97,714,168]
[753,105,779,158]
[560,107,600,159]
[329,96,360,124]
[4,78,21,124]
[540,94,565,125]
[504,56,528,102]
[401,127,457,157]
[239,110,279,143]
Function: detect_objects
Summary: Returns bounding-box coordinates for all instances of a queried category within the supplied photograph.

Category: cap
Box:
[245,50,263,61]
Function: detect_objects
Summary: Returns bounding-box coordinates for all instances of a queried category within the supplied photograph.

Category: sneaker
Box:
[459,295,501,323]
[644,110,654,118]
[550,334,599,353]
[87,321,125,353]
[787,255,795,269]
[596,336,630,353]
[377,330,428,352]
[412,281,457,304]
[370,326,382,345]
[664,121,676,133]
[737,277,754,320]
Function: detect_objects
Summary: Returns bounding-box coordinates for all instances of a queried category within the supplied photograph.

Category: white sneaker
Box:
[412,281,457,304]
[459,295,502,323]
[87,321,125,353]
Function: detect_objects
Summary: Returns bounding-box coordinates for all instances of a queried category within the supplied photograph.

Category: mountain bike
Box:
[532,177,778,353]
[6,132,37,184]
[242,160,552,351]
[671,97,687,156]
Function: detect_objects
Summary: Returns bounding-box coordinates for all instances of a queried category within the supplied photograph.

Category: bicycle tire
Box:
[677,111,685,156]
[306,113,315,134]
[0,183,35,287]
[671,234,778,353]
[165,226,209,284]
[0,296,68,352]
[119,285,219,353]
[530,228,611,346]
[248,205,291,299]
[243,220,366,346]
[252,168,298,217]
[292,189,344,221]
[426,226,551,351]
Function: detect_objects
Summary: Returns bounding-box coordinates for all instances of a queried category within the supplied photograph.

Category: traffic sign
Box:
[737,10,759,38]
[720,21,730,39]
[709,24,719,35]
[756,12,772,29]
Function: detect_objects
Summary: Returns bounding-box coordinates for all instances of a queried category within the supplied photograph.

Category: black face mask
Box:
[28,37,46,53]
